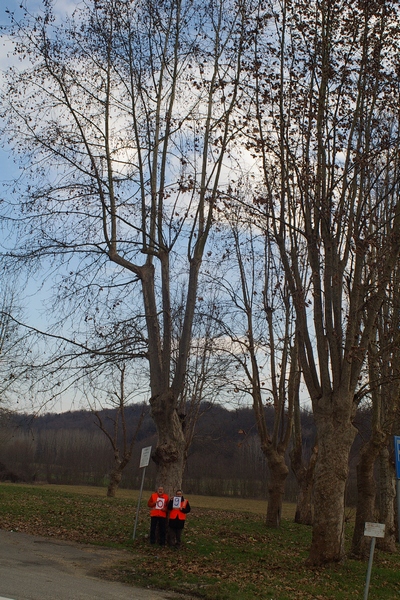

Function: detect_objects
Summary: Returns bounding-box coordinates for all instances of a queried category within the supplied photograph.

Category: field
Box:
[0,483,399,599]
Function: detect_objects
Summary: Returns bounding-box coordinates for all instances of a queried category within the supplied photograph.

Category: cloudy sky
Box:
[0,1,81,181]
[0,1,84,412]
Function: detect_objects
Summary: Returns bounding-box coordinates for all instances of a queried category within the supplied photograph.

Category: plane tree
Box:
[246,0,400,564]
[70,310,149,497]
[213,203,301,528]
[227,212,315,528]
[0,0,249,492]
[351,259,400,557]
[348,79,400,560]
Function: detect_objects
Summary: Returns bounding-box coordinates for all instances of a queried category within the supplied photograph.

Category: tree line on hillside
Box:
[0,404,290,495]
[1,0,400,566]
[0,402,371,506]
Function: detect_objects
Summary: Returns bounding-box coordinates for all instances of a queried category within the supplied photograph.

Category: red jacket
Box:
[147,492,169,518]
[168,497,190,521]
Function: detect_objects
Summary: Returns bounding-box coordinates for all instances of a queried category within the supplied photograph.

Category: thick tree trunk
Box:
[307,416,356,565]
[377,446,397,553]
[150,390,186,496]
[265,449,289,528]
[351,439,380,558]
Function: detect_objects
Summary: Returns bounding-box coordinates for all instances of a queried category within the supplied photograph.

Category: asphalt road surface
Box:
[0,529,183,600]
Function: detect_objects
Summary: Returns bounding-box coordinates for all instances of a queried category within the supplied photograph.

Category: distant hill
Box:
[0,402,319,500]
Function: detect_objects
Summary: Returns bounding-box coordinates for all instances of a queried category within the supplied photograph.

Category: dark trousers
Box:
[150,516,166,545]
[168,525,183,547]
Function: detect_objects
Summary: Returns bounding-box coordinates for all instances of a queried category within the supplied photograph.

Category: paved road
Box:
[0,529,180,600]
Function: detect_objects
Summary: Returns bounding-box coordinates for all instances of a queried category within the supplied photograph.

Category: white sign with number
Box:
[173,496,182,509]
[155,498,166,510]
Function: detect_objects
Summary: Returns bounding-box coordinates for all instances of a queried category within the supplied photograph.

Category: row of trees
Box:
[1,0,400,566]
[1,403,358,501]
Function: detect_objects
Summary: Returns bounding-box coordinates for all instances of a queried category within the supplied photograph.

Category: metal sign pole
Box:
[363,536,376,600]
[363,522,385,600]
[133,466,146,540]
[132,446,152,541]
[394,437,400,543]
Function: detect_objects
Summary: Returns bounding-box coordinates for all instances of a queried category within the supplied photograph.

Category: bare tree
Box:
[0,278,35,408]
[215,205,299,527]
[246,0,400,564]
[177,293,235,467]
[351,259,400,557]
[88,364,146,497]
[1,0,249,492]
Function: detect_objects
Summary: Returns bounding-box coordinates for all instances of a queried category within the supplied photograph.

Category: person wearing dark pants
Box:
[167,489,191,548]
[147,486,169,546]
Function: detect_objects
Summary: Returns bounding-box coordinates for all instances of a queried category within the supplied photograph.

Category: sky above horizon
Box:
[0,0,81,181]
[0,1,85,413]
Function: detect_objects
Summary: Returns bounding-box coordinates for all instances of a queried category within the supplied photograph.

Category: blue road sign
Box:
[394,436,400,479]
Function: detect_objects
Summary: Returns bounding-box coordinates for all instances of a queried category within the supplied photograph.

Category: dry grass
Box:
[1,483,400,599]
[36,483,296,518]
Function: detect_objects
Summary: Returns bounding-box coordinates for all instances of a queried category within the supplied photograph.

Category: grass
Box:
[0,483,399,599]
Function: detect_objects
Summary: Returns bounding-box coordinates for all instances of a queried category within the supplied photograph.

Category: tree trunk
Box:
[351,439,380,558]
[307,415,356,565]
[150,390,186,495]
[377,445,397,553]
[292,446,317,526]
[265,448,289,528]
[107,453,132,498]
[107,466,123,498]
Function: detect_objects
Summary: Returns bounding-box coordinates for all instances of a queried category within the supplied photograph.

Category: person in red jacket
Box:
[167,489,191,548]
[147,486,169,546]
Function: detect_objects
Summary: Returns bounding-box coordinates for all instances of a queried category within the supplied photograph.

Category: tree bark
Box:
[107,466,123,498]
[307,413,356,565]
[292,445,317,526]
[150,390,186,495]
[265,448,289,528]
[351,438,381,558]
[377,445,397,553]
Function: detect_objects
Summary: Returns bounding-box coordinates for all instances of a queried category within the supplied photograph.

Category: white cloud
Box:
[0,1,81,177]
[1,0,80,27]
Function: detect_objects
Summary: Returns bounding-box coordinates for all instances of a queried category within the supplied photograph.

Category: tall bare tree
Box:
[351,260,400,557]
[246,0,400,564]
[1,0,248,492]
[216,205,300,527]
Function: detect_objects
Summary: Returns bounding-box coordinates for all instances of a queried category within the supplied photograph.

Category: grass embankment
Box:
[0,483,399,600]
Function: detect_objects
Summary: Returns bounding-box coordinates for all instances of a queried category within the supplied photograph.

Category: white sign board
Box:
[155,497,166,510]
[364,522,385,538]
[139,446,152,468]
[173,496,182,509]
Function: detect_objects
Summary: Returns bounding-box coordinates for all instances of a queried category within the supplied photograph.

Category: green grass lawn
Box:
[0,483,399,599]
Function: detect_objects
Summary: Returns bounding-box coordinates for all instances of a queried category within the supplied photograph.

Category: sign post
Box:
[132,446,152,540]
[363,522,385,600]
[394,436,400,543]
